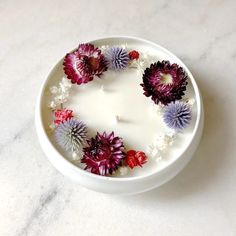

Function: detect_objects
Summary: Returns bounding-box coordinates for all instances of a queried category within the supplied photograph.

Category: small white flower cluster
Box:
[72,149,83,161]
[187,98,195,106]
[100,45,109,54]
[119,166,129,176]
[182,97,195,107]
[147,130,177,162]
[48,77,72,110]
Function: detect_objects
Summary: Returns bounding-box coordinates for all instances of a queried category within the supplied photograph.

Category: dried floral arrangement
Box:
[48,43,195,177]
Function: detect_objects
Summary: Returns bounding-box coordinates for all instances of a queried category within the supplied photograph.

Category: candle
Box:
[63,64,197,177]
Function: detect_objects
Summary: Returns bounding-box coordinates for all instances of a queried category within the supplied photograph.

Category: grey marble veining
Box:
[1,0,236,235]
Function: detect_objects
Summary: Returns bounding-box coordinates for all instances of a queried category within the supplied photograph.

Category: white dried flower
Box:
[147,131,177,161]
[187,98,195,106]
[48,101,57,109]
[72,151,82,161]
[147,144,162,161]
[49,77,72,109]
[59,78,72,93]
[61,77,72,88]
[50,86,58,94]
[156,133,175,151]
[49,123,56,130]
[119,166,129,176]
[54,92,69,104]
[120,43,128,50]
[100,45,109,54]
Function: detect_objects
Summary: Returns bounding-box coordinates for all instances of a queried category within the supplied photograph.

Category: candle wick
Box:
[115,115,121,123]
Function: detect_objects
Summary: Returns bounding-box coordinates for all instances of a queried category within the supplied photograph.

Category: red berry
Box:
[129,50,139,60]
[126,155,137,169]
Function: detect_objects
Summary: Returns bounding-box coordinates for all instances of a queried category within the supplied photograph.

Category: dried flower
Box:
[163,101,191,130]
[50,86,58,94]
[147,131,176,161]
[141,61,188,105]
[54,109,73,125]
[105,47,129,70]
[55,118,87,152]
[119,166,129,176]
[187,98,195,106]
[129,50,140,60]
[147,144,162,161]
[126,150,148,169]
[49,77,72,109]
[48,101,57,109]
[81,132,125,176]
[63,43,107,85]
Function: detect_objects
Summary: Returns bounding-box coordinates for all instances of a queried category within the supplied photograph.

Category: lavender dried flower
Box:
[163,101,191,130]
[55,118,87,152]
[105,47,129,70]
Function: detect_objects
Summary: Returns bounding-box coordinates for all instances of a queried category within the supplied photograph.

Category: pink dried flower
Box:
[54,109,73,125]
[63,43,107,85]
[81,131,125,176]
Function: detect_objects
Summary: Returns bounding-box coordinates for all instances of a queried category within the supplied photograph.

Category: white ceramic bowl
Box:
[35,36,204,195]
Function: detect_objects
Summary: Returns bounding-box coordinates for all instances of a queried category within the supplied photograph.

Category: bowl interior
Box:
[39,36,200,179]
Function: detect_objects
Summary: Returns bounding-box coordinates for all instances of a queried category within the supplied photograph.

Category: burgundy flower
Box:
[81,132,125,176]
[126,150,147,169]
[63,43,107,85]
[54,109,73,125]
[129,50,140,60]
[141,61,188,105]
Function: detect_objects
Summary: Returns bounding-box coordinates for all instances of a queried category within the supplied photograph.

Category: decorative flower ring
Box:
[48,42,194,177]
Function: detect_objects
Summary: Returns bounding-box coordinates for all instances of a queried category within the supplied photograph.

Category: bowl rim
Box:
[35,35,202,182]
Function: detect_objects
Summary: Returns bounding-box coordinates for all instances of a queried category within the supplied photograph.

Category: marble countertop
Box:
[1,0,236,235]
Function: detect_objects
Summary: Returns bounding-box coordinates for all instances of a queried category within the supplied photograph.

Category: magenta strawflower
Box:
[81,132,125,176]
[63,43,107,85]
[141,61,188,105]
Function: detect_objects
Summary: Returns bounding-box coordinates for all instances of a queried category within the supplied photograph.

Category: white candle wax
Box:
[65,67,197,177]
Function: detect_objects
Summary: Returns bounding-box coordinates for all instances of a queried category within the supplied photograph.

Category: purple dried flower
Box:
[81,131,125,176]
[105,47,129,70]
[63,43,107,85]
[163,101,191,130]
[141,61,188,105]
[55,118,87,152]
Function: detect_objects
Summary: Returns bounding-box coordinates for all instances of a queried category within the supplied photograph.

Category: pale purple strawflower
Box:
[163,101,191,130]
[81,131,125,176]
[105,47,129,70]
[55,118,87,152]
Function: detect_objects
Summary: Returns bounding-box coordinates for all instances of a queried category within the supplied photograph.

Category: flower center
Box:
[91,141,112,161]
[160,73,173,85]
[88,57,100,70]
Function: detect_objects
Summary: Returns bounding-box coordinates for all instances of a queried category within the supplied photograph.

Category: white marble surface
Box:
[1,0,236,235]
